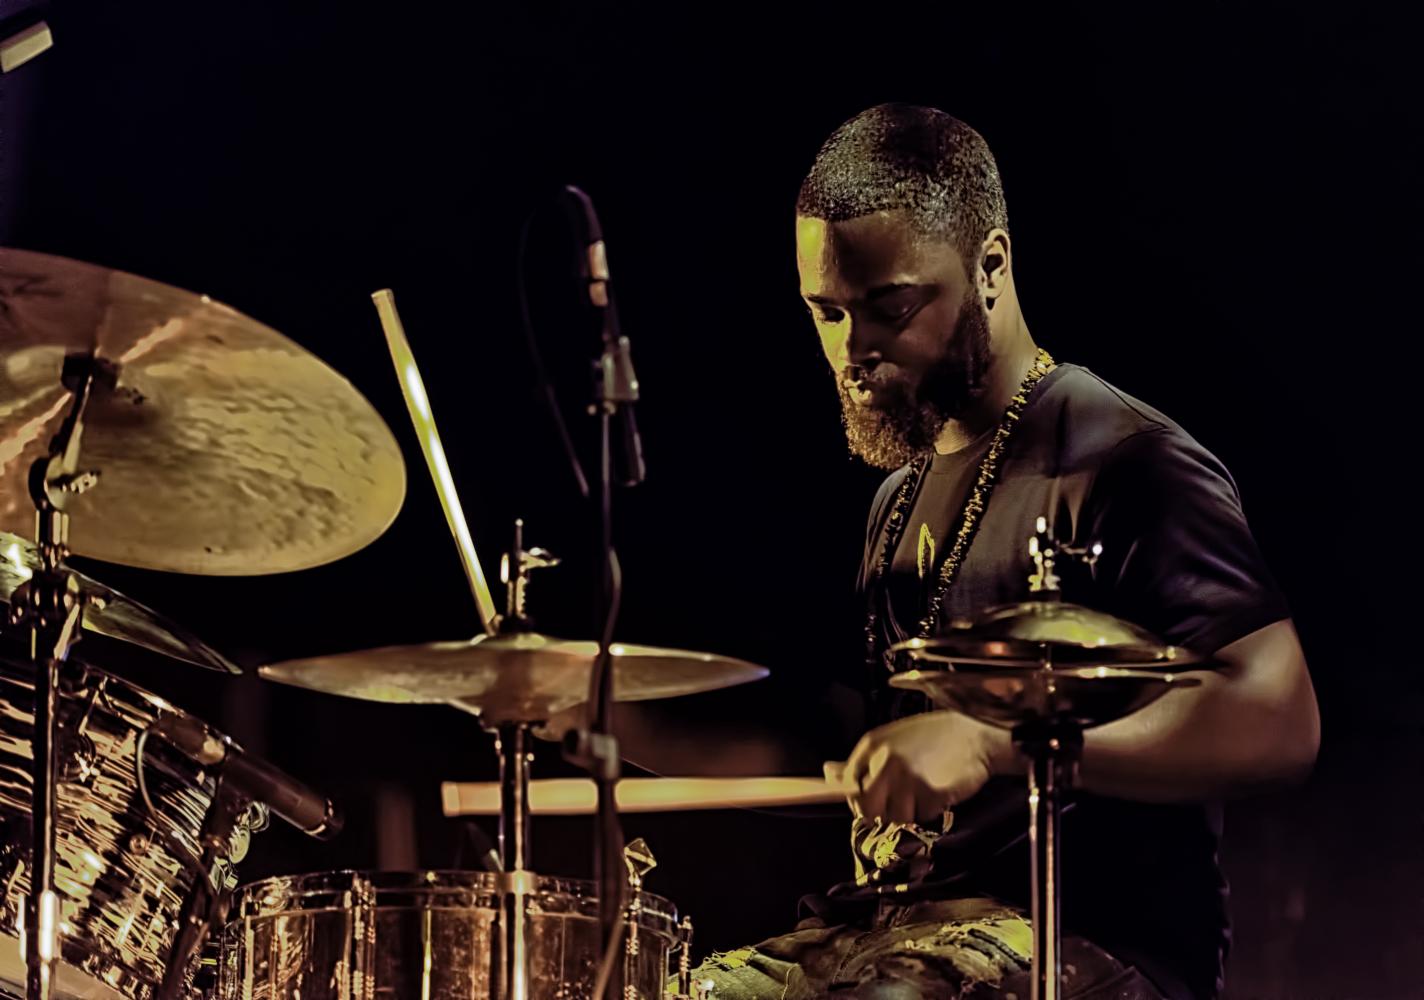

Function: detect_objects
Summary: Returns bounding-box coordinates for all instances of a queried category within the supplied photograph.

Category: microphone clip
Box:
[594,335,640,408]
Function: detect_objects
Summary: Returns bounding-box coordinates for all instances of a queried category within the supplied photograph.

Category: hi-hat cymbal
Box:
[0,531,238,672]
[889,600,1206,729]
[0,248,406,574]
[259,631,770,723]
[890,664,1201,730]
[892,600,1199,668]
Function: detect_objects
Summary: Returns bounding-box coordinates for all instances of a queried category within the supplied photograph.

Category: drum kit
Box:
[0,242,1213,1000]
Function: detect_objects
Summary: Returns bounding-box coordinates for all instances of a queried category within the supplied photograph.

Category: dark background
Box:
[1,3,1419,997]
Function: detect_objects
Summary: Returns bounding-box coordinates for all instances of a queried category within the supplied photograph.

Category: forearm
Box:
[989,621,1320,803]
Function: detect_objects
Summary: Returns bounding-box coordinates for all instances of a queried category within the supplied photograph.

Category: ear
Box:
[977,228,1012,311]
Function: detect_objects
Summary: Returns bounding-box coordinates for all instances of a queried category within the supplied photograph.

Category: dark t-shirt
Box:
[804,365,1290,1000]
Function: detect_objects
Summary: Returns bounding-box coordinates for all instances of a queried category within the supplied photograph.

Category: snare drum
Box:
[0,657,254,999]
[212,870,684,1000]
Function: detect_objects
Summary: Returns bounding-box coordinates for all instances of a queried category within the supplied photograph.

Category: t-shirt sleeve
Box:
[1080,427,1290,656]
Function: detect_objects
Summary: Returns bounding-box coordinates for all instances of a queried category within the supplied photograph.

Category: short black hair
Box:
[796,103,1008,268]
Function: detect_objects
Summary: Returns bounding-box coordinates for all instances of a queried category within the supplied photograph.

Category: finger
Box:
[915,788,950,826]
[844,736,873,788]
[856,746,894,822]
[888,787,918,826]
[823,761,861,817]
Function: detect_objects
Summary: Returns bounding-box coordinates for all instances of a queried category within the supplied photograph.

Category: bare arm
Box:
[1053,618,1318,800]
[843,618,1319,822]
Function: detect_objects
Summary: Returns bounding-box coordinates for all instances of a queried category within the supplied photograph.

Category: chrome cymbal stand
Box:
[1021,517,1094,1000]
[491,721,533,1000]
[10,353,116,1000]
[1014,712,1082,1000]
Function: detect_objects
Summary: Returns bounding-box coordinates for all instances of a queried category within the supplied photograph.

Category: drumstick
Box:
[372,290,498,635]
[441,776,851,816]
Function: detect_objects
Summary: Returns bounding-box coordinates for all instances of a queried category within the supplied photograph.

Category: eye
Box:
[810,305,845,324]
[874,299,921,324]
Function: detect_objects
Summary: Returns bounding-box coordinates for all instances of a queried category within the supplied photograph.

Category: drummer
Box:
[687,105,1320,1000]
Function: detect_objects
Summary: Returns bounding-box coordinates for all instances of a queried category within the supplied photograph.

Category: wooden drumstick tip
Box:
[1,22,53,73]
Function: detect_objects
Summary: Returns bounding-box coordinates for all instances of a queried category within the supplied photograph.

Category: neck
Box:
[934,320,1039,455]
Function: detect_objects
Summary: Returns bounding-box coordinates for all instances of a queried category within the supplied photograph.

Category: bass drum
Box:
[0,657,257,999]
[212,870,683,1000]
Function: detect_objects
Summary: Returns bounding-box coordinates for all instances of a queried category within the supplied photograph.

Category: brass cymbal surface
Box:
[0,531,239,673]
[890,664,1201,730]
[259,631,770,723]
[889,600,1208,729]
[0,248,406,574]
[891,600,1200,668]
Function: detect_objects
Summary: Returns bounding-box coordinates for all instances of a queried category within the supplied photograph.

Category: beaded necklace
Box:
[862,348,1056,670]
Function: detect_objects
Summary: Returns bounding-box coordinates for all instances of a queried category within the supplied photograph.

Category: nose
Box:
[818,312,884,378]
[844,317,884,375]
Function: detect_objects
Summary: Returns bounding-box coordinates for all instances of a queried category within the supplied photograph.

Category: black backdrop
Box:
[1,3,1420,997]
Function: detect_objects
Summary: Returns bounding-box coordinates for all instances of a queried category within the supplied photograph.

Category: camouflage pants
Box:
[681,898,1163,1000]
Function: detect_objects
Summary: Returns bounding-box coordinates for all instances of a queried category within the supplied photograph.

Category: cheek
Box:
[895,307,959,367]
[816,325,848,367]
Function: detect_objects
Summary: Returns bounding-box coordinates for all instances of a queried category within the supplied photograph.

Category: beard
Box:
[835,291,993,470]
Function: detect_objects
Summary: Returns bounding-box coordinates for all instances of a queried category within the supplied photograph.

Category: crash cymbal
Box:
[259,631,770,723]
[0,531,239,672]
[891,600,1199,668]
[0,248,406,574]
[890,664,1202,730]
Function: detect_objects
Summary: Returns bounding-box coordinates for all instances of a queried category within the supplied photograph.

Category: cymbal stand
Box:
[1013,709,1082,1000]
[1018,519,1096,1000]
[491,721,533,1000]
[12,353,116,1000]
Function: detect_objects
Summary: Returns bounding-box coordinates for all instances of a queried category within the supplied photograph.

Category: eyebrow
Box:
[803,283,923,306]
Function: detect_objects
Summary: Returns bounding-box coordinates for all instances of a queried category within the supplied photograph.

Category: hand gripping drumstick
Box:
[372,290,498,635]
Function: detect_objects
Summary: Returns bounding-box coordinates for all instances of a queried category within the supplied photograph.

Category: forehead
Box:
[795,211,964,298]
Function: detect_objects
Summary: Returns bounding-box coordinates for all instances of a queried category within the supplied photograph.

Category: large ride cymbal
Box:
[889,600,1207,729]
[259,631,770,723]
[0,531,239,672]
[0,248,406,574]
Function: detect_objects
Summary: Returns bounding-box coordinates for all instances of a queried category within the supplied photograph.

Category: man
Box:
[687,105,1319,999]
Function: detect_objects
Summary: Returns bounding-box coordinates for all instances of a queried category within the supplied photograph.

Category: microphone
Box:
[561,185,646,487]
[151,713,342,840]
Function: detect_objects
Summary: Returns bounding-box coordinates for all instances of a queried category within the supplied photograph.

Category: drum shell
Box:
[213,870,681,1000]
[0,657,239,999]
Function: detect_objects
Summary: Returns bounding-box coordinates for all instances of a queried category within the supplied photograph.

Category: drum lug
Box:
[676,915,694,998]
[60,731,99,786]
[59,682,102,786]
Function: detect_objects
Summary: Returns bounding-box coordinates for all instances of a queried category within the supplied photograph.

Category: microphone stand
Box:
[547,185,644,998]
[583,327,640,973]
[156,781,248,1000]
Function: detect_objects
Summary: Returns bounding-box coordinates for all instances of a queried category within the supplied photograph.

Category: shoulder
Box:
[1024,364,1235,490]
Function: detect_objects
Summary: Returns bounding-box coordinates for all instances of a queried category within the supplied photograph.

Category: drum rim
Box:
[231,869,680,924]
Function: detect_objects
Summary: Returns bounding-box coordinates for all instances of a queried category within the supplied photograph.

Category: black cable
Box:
[516,210,591,500]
